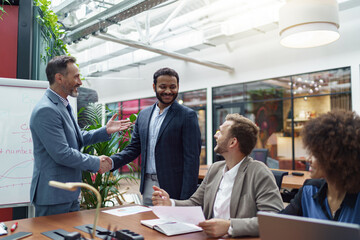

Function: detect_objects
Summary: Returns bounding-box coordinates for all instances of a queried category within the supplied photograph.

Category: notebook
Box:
[258,211,360,240]
[141,219,202,236]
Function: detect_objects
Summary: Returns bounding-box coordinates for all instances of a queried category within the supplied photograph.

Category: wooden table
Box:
[199,165,310,189]
[277,169,311,189]
[2,205,260,240]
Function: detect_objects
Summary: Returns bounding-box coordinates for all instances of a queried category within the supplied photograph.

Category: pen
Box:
[0,222,7,230]
[10,222,18,232]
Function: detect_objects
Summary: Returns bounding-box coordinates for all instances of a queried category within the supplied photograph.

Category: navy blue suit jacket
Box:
[111,101,201,200]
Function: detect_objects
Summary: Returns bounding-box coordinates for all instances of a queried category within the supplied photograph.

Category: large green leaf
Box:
[79,103,139,209]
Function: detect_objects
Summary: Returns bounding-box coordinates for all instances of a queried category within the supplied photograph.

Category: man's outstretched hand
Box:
[106,113,132,134]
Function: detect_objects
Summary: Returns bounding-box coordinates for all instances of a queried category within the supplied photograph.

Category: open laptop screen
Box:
[258,211,360,240]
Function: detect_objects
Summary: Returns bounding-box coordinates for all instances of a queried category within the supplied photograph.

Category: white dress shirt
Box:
[213,158,244,219]
[170,157,245,235]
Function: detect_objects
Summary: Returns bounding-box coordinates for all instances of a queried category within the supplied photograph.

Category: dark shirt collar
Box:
[312,180,358,209]
[312,180,327,204]
[312,180,358,220]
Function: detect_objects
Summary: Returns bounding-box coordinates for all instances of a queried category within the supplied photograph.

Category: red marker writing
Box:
[10,222,18,232]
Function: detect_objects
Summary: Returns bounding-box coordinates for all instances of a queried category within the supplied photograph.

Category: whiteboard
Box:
[0,78,76,206]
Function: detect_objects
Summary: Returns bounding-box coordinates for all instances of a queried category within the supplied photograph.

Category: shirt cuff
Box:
[110,158,114,169]
[170,199,175,206]
[228,225,233,236]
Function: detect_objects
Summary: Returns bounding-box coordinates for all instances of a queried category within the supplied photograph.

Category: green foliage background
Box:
[79,103,139,209]
[34,0,68,62]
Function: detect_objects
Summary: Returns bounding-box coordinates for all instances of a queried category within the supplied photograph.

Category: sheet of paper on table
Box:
[102,205,152,217]
[151,206,205,225]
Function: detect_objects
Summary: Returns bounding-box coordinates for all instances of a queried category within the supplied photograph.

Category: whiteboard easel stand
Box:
[0,203,35,218]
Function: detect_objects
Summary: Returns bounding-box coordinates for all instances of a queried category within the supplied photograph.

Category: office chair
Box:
[271,170,289,190]
[250,148,269,165]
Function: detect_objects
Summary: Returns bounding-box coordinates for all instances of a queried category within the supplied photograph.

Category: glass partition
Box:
[213,67,351,170]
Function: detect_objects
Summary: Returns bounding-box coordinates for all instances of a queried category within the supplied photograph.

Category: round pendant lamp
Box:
[279,0,340,48]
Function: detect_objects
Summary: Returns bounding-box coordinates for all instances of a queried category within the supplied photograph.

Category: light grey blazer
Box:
[29,89,111,206]
[174,156,283,237]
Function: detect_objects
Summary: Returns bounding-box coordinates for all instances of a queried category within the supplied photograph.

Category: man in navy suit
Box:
[30,55,131,216]
[110,67,201,205]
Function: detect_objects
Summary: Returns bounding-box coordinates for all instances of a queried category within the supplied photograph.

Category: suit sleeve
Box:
[230,166,284,237]
[180,110,201,199]
[32,107,100,172]
[110,117,142,170]
[81,126,111,146]
[280,182,306,216]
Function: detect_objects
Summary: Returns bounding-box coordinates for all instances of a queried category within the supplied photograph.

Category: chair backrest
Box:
[250,148,269,165]
[271,170,289,189]
[214,153,225,162]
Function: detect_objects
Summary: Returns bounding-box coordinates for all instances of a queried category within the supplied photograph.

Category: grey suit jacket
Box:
[174,157,283,237]
[30,89,111,205]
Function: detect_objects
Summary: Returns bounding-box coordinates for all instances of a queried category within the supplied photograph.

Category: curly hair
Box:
[153,67,179,85]
[302,109,360,193]
[225,113,259,156]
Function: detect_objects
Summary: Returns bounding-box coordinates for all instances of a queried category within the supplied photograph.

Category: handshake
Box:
[98,155,113,174]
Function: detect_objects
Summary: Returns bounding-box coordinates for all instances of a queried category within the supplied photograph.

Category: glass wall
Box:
[105,88,207,171]
[178,89,207,165]
[213,67,351,170]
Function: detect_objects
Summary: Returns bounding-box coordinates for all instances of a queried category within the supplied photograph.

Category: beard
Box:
[62,84,80,98]
[214,139,229,155]
[69,88,79,97]
[155,90,178,105]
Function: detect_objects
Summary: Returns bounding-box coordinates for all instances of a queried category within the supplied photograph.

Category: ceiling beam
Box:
[95,33,234,73]
[150,0,190,43]
[65,0,168,43]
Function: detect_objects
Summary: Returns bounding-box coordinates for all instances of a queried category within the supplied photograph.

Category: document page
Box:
[102,205,151,217]
[151,206,205,224]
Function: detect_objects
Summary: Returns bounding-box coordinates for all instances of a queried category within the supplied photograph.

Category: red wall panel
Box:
[0,5,19,78]
[0,5,19,220]
[0,208,13,221]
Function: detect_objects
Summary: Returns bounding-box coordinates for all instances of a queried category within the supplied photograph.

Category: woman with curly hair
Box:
[281,109,360,223]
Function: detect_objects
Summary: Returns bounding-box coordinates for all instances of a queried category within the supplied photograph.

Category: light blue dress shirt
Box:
[145,104,171,174]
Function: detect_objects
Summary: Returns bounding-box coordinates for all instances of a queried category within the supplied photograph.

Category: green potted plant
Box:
[78,103,139,209]
[33,0,69,62]
[0,0,10,20]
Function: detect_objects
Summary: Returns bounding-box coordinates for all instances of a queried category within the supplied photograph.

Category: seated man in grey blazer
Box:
[152,113,283,238]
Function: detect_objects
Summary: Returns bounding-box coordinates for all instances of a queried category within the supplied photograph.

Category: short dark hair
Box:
[46,55,76,85]
[302,109,360,193]
[153,67,179,85]
[225,113,259,156]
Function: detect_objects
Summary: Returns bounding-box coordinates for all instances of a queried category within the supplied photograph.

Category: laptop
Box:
[258,211,360,240]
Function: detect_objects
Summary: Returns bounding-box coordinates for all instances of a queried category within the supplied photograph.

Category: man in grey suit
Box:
[152,113,283,237]
[30,55,131,217]
[110,67,201,206]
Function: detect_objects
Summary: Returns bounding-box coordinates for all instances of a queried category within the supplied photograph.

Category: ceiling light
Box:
[279,0,340,48]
